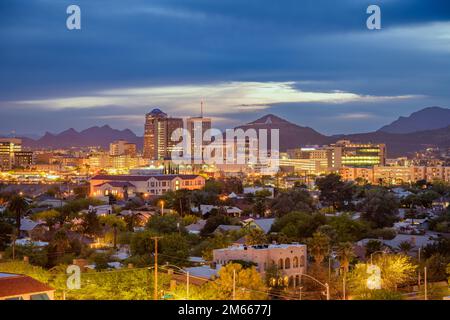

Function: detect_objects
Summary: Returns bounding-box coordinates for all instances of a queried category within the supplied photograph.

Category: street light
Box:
[161,264,190,300]
[159,200,165,216]
[297,273,330,300]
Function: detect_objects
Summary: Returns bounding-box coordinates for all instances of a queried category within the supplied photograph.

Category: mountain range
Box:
[8,106,450,157]
[20,125,143,150]
[378,106,450,134]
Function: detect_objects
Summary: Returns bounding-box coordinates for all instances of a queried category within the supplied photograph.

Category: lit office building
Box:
[109,140,137,156]
[14,151,34,169]
[0,138,22,170]
[143,109,183,160]
[331,140,386,168]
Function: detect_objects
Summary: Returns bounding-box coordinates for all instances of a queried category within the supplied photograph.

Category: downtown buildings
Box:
[0,138,34,170]
[143,108,212,161]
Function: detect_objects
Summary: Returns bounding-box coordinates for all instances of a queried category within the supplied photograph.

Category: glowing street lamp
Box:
[159,200,165,216]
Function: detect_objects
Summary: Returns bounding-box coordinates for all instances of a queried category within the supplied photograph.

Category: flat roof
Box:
[215,243,306,252]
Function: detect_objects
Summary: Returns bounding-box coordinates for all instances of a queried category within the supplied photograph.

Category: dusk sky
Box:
[1,0,450,137]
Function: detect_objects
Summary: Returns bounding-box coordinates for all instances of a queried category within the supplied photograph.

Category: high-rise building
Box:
[143,109,183,160]
[186,114,212,160]
[0,138,22,170]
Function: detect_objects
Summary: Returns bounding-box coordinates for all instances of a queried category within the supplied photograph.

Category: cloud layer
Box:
[0,0,449,135]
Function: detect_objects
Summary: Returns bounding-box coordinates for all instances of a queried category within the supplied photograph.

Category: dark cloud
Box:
[0,0,449,135]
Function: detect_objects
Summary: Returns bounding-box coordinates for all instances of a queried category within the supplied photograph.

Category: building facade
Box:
[143,109,183,160]
[340,165,450,184]
[0,138,22,170]
[90,174,206,198]
[213,244,307,287]
[109,140,137,156]
[331,140,386,167]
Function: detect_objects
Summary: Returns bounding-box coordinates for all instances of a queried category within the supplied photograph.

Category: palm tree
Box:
[336,242,355,274]
[8,195,29,233]
[398,241,412,254]
[52,229,70,256]
[100,215,126,249]
[336,242,355,300]
[308,232,330,266]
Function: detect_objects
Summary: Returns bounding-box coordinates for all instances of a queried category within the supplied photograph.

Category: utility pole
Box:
[152,236,163,300]
[325,283,330,301]
[186,271,190,300]
[342,274,346,300]
[418,247,421,289]
[8,230,17,260]
[424,267,428,300]
[232,269,236,300]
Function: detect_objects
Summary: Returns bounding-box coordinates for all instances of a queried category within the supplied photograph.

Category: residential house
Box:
[0,273,55,300]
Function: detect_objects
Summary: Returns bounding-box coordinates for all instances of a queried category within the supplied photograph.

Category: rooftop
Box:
[91,174,202,181]
[215,243,306,252]
[0,274,54,298]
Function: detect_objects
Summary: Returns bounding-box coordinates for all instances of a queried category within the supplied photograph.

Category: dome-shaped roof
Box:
[147,108,167,117]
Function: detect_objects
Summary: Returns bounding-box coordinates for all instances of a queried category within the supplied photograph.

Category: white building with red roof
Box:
[90,174,205,198]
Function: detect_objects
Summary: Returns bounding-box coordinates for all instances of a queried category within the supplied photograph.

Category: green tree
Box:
[348,254,416,299]
[80,210,102,237]
[33,209,60,231]
[316,174,354,210]
[206,263,267,300]
[424,254,448,282]
[271,211,326,240]
[100,215,127,249]
[308,232,330,266]
[200,213,237,236]
[7,195,29,232]
[269,189,314,216]
[364,240,384,258]
[397,241,413,254]
[336,242,355,274]
[146,214,183,234]
[328,213,369,243]
[360,189,399,228]
[244,228,268,245]
[159,233,189,265]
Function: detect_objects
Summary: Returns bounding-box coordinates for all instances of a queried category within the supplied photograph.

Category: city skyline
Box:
[1,1,450,135]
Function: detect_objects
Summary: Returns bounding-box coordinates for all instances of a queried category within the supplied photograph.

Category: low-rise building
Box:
[90,174,206,198]
[0,273,55,300]
[213,243,307,287]
[339,165,450,185]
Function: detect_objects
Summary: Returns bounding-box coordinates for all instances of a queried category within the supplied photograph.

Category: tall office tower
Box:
[143,109,183,160]
[109,140,137,156]
[0,138,22,170]
[186,102,212,161]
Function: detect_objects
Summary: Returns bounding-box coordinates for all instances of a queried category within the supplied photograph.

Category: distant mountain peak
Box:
[248,114,292,125]
[379,106,450,134]
[23,125,142,150]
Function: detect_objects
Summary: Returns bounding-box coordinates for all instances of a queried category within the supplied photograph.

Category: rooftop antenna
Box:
[200,100,204,118]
